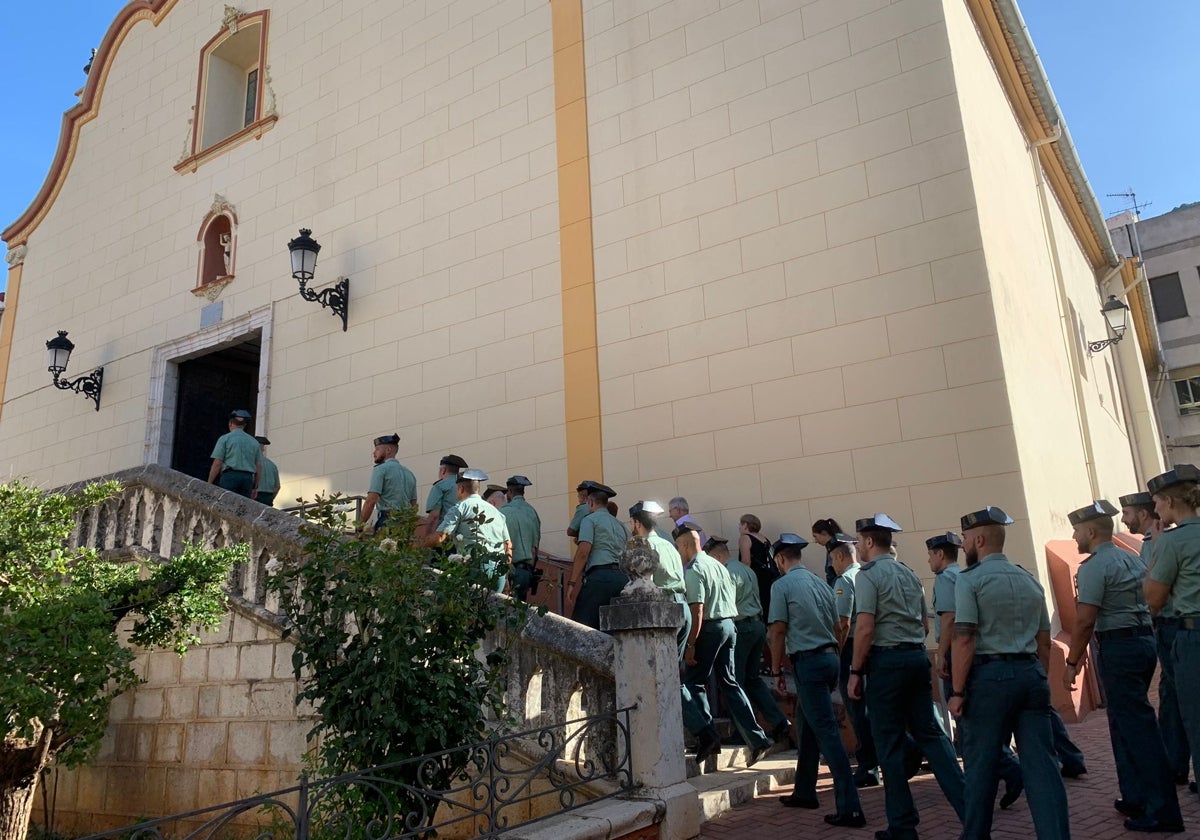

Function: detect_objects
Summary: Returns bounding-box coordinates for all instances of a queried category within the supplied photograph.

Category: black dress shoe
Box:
[771,719,792,743]
[1114,799,1146,818]
[999,776,1023,809]
[1190,781,1197,794]
[779,793,820,808]
[1060,765,1087,779]
[854,772,880,788]
[694,728,721,765]
[824,812,867,828]
[1124,816,1185,833]
[748,742,771,767]
[1175,771,1189,786]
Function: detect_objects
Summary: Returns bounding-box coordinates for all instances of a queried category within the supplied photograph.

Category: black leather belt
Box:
[793,643,837,658]
[873,642,925,652]
[735,615,762,624]
[974,653,1037,663]
[223,468,254,474]
[1181,617,1200,631]
[1096,626,1153,641]
[1154,616,1180,629]
[513,560,535,569]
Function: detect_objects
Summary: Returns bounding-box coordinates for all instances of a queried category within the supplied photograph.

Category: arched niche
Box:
[195,204,238,294]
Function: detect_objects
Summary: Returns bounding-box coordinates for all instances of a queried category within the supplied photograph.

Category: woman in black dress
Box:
[738,513,778,622]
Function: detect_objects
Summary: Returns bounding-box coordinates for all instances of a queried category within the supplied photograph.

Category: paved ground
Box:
[702,703,1200,839]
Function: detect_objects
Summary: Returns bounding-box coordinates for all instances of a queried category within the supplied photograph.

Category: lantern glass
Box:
[1101,295,1129,337]
[287,228,320,281]
[46,331,74,374]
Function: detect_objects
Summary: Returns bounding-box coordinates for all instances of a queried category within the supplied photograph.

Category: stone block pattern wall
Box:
[37,609,311,836]
[0,0,575,554]
[580,0,1034,577]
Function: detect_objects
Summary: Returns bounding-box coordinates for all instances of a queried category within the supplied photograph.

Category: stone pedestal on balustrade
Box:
[601,589,699,840]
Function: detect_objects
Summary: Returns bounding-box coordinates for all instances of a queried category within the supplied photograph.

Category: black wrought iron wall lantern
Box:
[45,331,103,411]
[287,228,349,331]
[1087,295,1130,354]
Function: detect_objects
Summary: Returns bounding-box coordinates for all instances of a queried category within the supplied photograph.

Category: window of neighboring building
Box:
[1175,376,1200,416]
[176,11,275,174]
[1149,272,1188,322]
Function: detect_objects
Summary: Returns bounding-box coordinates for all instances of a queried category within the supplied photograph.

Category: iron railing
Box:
[78,707,636,840]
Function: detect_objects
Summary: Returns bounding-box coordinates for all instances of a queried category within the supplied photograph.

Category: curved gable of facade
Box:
[1,0,179,247]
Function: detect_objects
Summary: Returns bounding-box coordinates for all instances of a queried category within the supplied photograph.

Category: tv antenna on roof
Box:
[1106,188,1151,218]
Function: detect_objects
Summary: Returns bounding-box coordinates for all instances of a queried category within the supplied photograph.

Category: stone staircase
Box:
[684,719,798,823]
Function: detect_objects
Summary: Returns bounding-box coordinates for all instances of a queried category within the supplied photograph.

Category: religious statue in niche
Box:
[220,232,232,276]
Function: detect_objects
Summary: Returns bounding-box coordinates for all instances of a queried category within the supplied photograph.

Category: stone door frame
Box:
[144,306,273,467]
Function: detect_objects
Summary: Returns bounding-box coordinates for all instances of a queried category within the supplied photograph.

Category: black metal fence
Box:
[79,707,636,840]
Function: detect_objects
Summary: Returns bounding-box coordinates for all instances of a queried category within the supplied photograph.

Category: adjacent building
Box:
[1109,203,1200,463]
[0,0,1163,599]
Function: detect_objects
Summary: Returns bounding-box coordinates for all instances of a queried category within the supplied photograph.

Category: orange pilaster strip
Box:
[0,262,24,423]
[550,0,604,504]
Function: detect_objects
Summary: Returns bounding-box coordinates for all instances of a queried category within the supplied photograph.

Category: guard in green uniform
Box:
[207,409,261,498]
[253,436,280,507]
[768,532,864,825]
[1145,466,1200,804]
[568,480,598,543]
[502,476,542,602]
[829,537,879,787]
[707,535,790,744]
[927,531,1023,807]
[630,501,689,657]
[949,506,1069,840]
[1122,490,1190,786]
[424,454,468,535]
[424,468,511,592]
[565,484,628,628]
[1064,499,1182,833]
[358,434,417,532]
[847,514,964,840]
[679,522,771,768]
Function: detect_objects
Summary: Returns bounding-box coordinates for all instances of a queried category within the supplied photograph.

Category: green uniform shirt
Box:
[684,551,737,620]
[500,497,541,563]
[439,494,510,558]
[648,532,686,594]
[854,555,928,646]
[954,553,1050,654]
[259,457,281,494]
[834,562,861,633]
[369,459,417,512]
[724,557,763,620]
[569,503,588,534]
[1142,532,1179,618]
[1148,518,1200,616]
[1075,541,1150,632]
[932,563,961,643]
[426,475,458,520]
[578,508,626,572]
[768,565,838,655]
[210,428,262,474]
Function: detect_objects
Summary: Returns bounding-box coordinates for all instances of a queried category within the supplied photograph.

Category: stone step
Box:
[686,748,797,823]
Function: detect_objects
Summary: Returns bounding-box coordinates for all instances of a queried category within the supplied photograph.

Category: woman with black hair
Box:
[812,518,843,587]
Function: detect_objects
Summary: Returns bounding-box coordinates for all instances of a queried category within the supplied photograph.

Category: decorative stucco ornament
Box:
[262,65,278,117]
[223,6,245,32]
[211,193,235,216]
[5,245,27,268]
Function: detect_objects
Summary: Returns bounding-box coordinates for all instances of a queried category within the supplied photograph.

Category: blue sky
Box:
[0,1,1197,290]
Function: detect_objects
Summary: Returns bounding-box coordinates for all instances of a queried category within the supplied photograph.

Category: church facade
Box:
[0,0,1162,589]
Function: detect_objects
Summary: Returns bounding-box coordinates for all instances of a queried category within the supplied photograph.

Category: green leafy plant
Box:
[267,494,531,832]
[0,479,243,840]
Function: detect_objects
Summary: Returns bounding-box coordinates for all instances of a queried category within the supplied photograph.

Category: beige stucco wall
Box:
[0,1,572,547]
[943,0,1145,594]
[579,0,1036,580]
